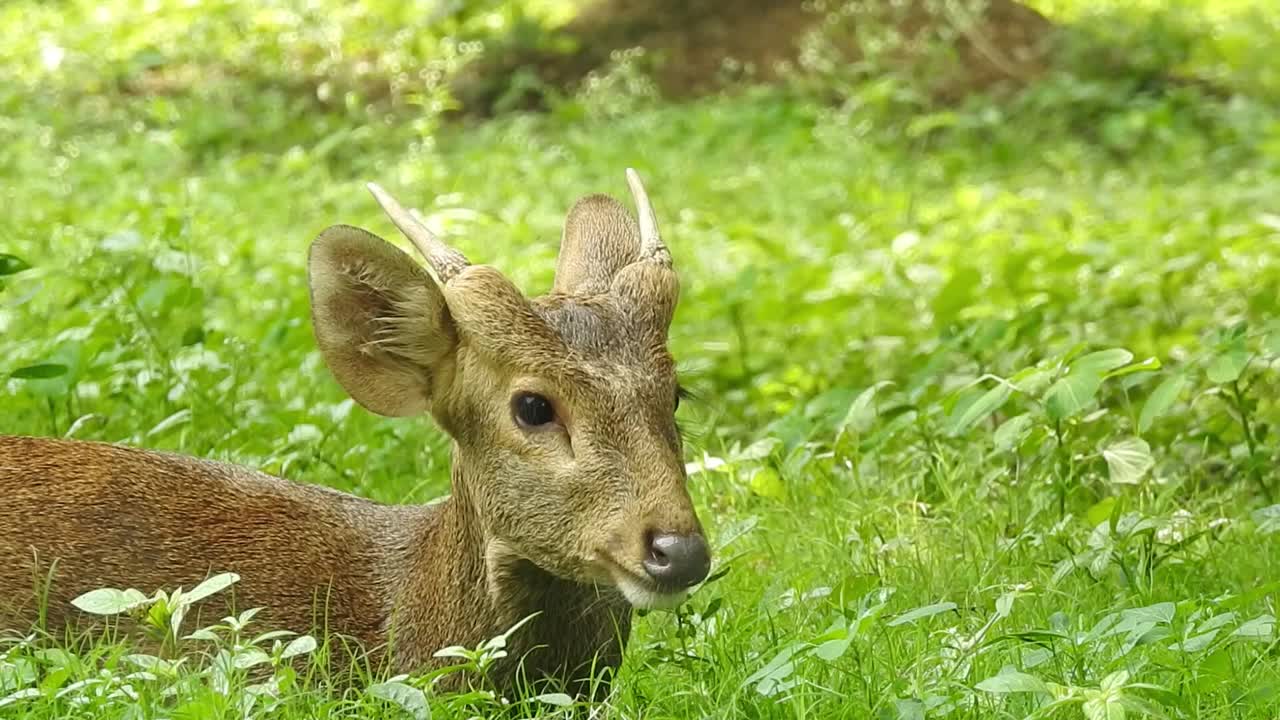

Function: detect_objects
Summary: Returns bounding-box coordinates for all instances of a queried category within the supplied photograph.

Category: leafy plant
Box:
[1,0,1279,717]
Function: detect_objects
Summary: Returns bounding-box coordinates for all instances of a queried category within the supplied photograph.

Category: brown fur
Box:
[0,174,703,698]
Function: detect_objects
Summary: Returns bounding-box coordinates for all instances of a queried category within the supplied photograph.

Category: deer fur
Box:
[0,170,707,697]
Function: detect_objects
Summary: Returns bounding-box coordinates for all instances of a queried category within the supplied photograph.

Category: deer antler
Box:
[625,168,671,267]
[366,182,470,283]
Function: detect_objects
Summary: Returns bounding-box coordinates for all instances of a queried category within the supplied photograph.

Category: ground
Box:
[1,0,1279,718]
[451,0,1056,114]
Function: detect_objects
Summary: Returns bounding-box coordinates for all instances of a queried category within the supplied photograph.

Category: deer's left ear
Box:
[308,225,457,417]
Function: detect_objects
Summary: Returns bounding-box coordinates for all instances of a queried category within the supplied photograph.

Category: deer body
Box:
[0,171,703,696]
[0,435,629,691]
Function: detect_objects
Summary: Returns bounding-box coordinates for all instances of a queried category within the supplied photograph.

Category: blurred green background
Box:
[2,0,1279,717]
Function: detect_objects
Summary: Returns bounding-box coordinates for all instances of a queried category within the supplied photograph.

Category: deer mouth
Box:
[595,553,690,611]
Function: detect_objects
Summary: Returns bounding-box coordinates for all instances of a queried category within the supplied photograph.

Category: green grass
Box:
[3,0,1280,717]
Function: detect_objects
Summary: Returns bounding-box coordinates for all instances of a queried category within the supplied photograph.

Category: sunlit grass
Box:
[3,0,1280,717]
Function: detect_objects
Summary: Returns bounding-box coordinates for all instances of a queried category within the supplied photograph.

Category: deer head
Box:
[306,170,709,610]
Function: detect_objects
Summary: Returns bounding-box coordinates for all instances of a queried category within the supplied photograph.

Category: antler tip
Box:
[366,182,399,212]
[623,166,670,265]
[362,181,471,280]
[625,168,645,193]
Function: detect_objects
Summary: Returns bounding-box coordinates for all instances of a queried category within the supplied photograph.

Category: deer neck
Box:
[389,451,632,695]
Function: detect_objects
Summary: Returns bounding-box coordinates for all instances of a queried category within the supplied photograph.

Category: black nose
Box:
[642,531,711,589]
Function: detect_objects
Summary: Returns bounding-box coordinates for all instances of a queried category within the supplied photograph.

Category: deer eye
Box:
[513,393,557,429]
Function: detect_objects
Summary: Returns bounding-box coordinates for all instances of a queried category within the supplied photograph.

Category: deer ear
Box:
[308,225,456,417]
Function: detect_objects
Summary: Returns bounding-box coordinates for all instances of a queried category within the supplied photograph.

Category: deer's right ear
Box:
[308,225,456,417]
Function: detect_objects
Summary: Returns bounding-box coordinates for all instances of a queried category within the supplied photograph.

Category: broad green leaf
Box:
[368,681,430,720]
[712,515,759,553]
[1107,356,1161,378]
[742,643,801,696]
[181,325,206,346]
[71,588,150,615]
[10,363,68,380]
[281,635,317,659]
[1173,629,1220,653]
[1083,694,1124,720]
[842,382,893,435]
[894,698,925,720]
[995,591,1017,619]
[1045,372,1102,421]
[1010,366,1053,396]
[749,467,785,500]
[1118,694,1171,718]
[1054,556,1085,584]
[1109,603,1176,632]
[0,688,41,709]
[169,602,191,640]
[1197,612,1238,634]
[1123,623,1172,656]
[1071,349,1134,376]
[487,611,538,648]
[184,572,240,605]
[812,633,852,661]
[0,657,36,691]
[737,438,780,462]
[1103,438,1154,485]
[993,413,1034,451]
[888,601,957,627]
[232,648,272,670]
[741,645,798,687]
[1021,646,1054,668]
[1253,505,1280,535]
[975,671,1050,694]
[948,382,1011,436]
[533,693,575,707]
[702,597,723,618]
[1233,614,1275,641]
[288,423,323,445]
[932,266,981,323]
[1207,349,1248,384]
[0,254,31,276]
[1101,669,1131,691]
[1090,549,1114,577]
[123,654,179,673]
[1087,497,1119,526]
[1139,375,1186,433]
[252,630,296,644]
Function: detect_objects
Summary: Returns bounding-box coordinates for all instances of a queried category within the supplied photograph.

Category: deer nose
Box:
[642,531,711,589]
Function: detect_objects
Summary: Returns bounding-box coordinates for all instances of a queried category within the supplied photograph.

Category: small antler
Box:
[366,182,470,283]
[625,168,672,267]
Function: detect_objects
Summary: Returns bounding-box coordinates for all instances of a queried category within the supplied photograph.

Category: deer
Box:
[0,169,711,698]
